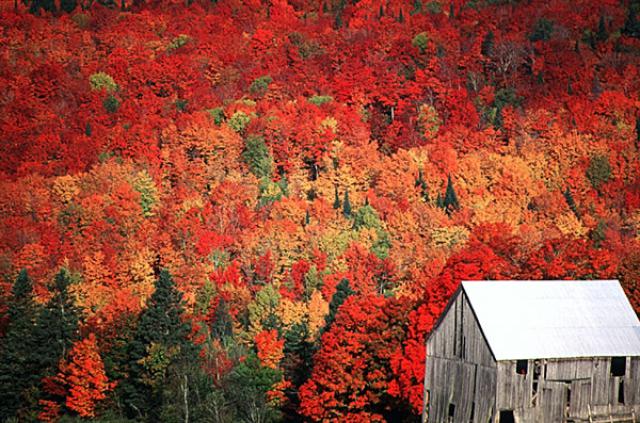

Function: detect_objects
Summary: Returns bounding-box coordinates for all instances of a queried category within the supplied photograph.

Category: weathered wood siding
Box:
[423,291,497,423]
[495,357,640,422]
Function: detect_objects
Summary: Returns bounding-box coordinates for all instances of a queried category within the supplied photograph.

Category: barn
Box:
[422,280,640,423]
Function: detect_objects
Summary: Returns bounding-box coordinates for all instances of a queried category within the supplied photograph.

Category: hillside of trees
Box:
[1,0,640,421]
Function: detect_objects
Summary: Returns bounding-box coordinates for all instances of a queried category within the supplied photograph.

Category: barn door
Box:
[569,379,591,420]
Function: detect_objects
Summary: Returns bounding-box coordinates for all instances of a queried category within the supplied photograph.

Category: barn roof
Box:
[461,280,640,360]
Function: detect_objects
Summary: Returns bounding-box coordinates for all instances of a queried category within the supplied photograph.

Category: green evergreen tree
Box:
[322,279,354,333]
[304,209,311,227]
[636,116,640,147]
[60,0,76,12]
[211,297,233,342]
[481,30,494,56]
[333,186,341,209]
[623,2,640,38]
[443,174,460,215]
[34,269,80,375]
[0,270,42,421]
[415,169,429,202]
[226,353,282,422]
[597,15,608,42]
[123,269,199,421]
[378,4,384,18]
[342,190,352,218]
[563,187,580,218]
[397,7,404,22]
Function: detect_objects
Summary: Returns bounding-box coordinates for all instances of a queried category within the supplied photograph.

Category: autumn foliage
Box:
[1,0,640,420]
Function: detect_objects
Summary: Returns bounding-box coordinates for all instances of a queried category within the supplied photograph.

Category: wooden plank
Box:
[592,358,610,405]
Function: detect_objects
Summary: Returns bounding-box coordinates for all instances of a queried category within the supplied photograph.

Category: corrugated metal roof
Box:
[461,280,640,360]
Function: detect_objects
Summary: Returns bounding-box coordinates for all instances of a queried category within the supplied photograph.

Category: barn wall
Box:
[423,292,497,423]
[495,357,640,422]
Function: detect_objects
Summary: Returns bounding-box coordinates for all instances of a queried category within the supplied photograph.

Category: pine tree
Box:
[342,190,352,218]
[443,174,460,215]
[35,269,80,377]
[597,15,608,42]
[60,0,76,12]
[481,30,494,56]
[398,7,405,23]
[304,209,311,227]
[415,169,429,202]
[333,186,341,209]
[0,270,42,420]
[124,269,198,420]
[563,187,580,218]
[322,279,354,332]
[211,297,233,342]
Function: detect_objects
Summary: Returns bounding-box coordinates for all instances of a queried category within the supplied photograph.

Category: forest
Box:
[1,0,640,421]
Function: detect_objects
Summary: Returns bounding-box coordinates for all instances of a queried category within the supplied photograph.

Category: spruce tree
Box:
[124,269,198,421]
[481,30,494,57]
[443,174,460,215]
[636,116,640,147]
[0,270,42,420]
[563,187,580,218]
[34,269,80,376]
[597,15,608,42]
[322,279,354,332]
[342,190,352,218]
[60,0,76,13]
[211,297,233,342]
[304,209,311,227]
[333,186,341,209]
[416,169,429,202]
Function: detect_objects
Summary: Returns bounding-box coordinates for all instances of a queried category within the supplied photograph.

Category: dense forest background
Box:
[1,0,640,421]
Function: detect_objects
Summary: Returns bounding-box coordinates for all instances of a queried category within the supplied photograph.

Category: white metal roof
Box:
[461,280,640,360]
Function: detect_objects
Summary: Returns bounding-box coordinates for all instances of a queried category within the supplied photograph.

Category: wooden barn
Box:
[422,280,640,423]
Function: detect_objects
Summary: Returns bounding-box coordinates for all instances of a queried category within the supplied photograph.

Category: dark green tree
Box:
[0,270,42,421]
[596,15,608,42]
[529,18,554,42]
[623,2,640,38]
[225,353,282,422]
[60,0,77,12]
[415,169,429,202]
[563,187,580,218]
[481,30,494,57]
[242,135,273,179]
[636,116,640,148]
[397,8,404,23]
[443,174,460,215]
[29,0,56,14]
[304,209,311,227]
[34,269,80,375]
[322,279,354,333]
[333,186,341,209]
[123,269,199,421]
[342,190,352,218]
[211,297,233,342]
